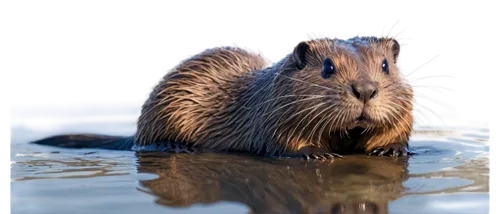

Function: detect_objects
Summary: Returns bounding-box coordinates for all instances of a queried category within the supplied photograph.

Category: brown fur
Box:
[135,36,413,156]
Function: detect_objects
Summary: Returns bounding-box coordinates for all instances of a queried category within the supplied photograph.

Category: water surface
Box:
[11,126,489,214]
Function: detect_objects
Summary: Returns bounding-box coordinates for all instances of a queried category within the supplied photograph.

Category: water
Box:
[11,124,489,214]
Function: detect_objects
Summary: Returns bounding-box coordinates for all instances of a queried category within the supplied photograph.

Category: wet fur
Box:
[133,37,413,156]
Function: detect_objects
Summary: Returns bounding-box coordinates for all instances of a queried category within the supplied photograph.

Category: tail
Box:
[30,134,135,151]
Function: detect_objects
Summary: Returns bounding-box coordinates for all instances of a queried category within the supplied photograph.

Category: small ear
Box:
[293,42,309,70]
[391,39,400,63]
[375,36,401,64]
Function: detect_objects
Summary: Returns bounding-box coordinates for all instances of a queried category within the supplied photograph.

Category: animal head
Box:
[277,37,413,134]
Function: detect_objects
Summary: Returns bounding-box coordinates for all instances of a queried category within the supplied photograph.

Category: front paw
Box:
[368,143,410,157]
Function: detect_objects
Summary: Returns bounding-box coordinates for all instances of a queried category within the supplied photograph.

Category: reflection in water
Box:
[136,152,410,214]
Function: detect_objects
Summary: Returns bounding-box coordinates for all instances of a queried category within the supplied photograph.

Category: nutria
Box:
[32,36,414,159]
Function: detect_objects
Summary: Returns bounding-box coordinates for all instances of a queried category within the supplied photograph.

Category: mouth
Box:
[347,114,371,130]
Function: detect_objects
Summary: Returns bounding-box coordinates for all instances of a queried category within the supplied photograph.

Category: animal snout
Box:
[351,82,377,103]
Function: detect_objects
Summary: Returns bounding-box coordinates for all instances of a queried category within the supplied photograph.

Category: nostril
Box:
[369,89,377,99]
[351,84,361,99]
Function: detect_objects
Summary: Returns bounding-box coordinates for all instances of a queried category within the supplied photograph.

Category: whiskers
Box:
[282,103,325,148]
[340,129,349,140]
[273,72,337,91]
[262,95,329,117]
[375,100,412,144]
[241,71,341,111]
[361,125,374,135]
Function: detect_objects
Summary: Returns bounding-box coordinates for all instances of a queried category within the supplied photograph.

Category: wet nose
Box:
[351,82,377,103]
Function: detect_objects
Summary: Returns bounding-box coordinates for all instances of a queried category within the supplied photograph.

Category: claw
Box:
[332,153,343,158]
[402,147,410,156]
[378,148,391,156]
[369,144,410,157]
[368,147,382,156]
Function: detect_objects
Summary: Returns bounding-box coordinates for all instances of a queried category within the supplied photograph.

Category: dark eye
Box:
[322,58,336,79]
[382,59,389,74]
